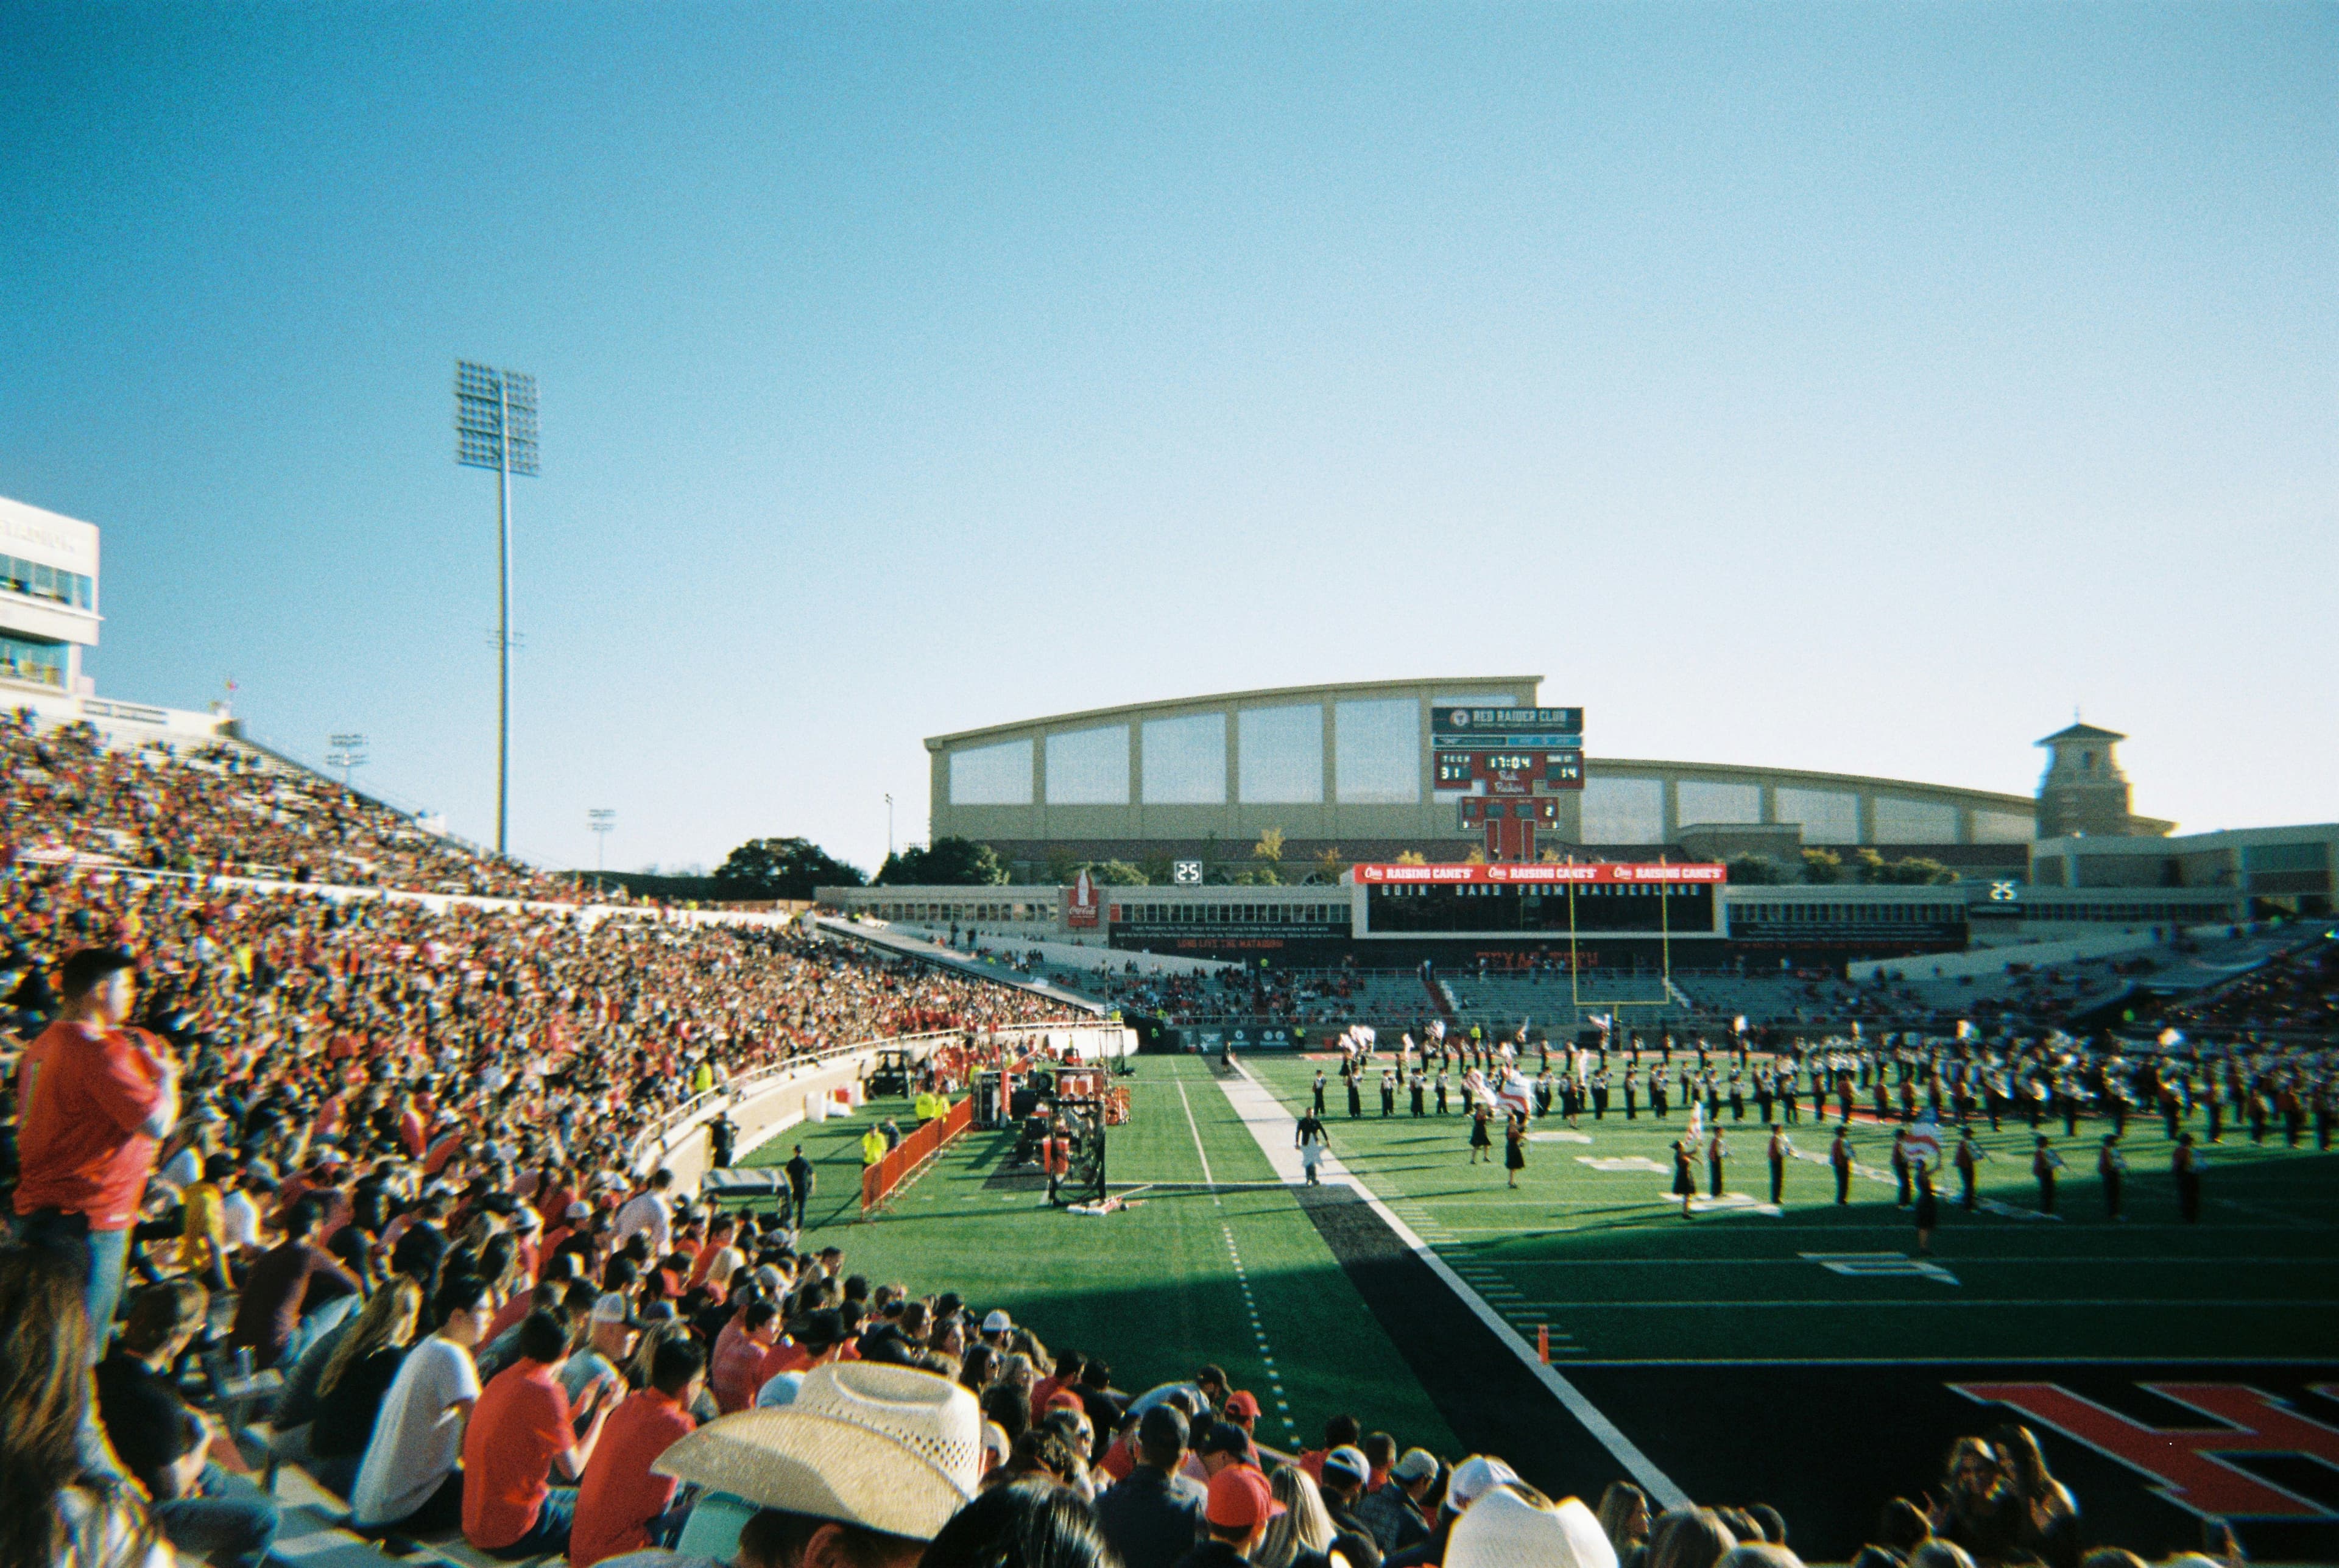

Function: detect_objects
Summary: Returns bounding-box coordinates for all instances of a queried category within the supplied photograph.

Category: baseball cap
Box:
[1392,1448,1439,1484]
[981,1308,1013,1334]
[1322,1445,1371,1485]
[1194,1421,1253,1460]
[1205,1465,1286,1530]
[1224,1390,1261,1420]
[1446,1455,1522,1512]
[566,1200,591,1220]
[591,1292,644,1329]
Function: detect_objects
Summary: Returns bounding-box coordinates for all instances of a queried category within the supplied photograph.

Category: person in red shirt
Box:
[710,1300,779,1413]
[462,1311,615,1558]
[568,1335,704,1566]
[11,947,179,1346]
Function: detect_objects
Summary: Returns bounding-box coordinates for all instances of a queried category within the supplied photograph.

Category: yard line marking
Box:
[1217,1061,1690,1511]
[1553,1355,2339,1366]
[1477,1254,2338,1268]
[1176,1068,1219,1198]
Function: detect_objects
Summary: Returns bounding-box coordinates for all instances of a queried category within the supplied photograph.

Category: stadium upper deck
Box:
[925,676,2175,880]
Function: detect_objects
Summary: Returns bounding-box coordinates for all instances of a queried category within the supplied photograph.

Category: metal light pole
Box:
[455,362,538,857]
[885,793,894,859]
[326,732,369,791]
[588,808,616,874]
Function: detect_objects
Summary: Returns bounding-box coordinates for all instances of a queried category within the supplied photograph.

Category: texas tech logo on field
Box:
[1955,1382,2339,1519]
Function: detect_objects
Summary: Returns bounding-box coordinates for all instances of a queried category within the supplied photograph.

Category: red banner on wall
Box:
[1350,861,1726,886]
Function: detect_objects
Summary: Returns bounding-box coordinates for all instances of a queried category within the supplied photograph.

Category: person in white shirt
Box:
[612,1169,676,1259]
[349,1276,495,1534]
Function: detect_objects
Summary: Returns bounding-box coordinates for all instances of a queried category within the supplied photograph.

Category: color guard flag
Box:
[1497,1067,1533,1119]
[1430,1019,1446,1040]
[1686,1100,1706,1141]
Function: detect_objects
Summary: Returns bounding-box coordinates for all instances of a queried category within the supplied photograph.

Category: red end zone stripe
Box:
[1952,1381,2339,1519]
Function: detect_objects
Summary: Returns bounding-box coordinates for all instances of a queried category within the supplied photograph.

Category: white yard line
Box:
[1216,1061,1691,1512]
[1173,1068,1218,1195]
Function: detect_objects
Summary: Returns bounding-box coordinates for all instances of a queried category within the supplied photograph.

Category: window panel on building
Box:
[1874,797,1960,844]
[1972,810,2035,844]
[1045,725,1130,804]
[1774,787,1859,842]
[1335,698,1420,803]
[1143,713,1227,804]
[1238,705,1324,803]
[1676,780,1760,825]
[950,740,1034,805]
[1580,777,1663,843]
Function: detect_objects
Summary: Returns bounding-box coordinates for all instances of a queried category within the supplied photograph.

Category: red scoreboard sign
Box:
[1351,861,1727,885]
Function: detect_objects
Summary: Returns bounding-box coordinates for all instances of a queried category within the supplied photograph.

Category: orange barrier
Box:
[861,1097,973,1212]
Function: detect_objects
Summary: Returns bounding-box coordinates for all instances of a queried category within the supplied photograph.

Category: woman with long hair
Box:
[1599,1481,1652,1568]
[310,1277,425,1497]
[0,1247,168,1568]
[1647,1509,1738,1568]
[1253,1463,1339,1568]
[1992,1424,2080,1568]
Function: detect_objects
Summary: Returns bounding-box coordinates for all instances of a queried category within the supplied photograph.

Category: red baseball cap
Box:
[1207,1466,1285,1530]
[1224,1390,1261,1419]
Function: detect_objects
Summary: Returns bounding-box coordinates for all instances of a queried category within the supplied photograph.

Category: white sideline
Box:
[1214,1059,1692,1511]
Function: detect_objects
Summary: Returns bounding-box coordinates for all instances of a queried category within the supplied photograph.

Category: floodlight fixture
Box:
[588,808,617,874]
[326,732,369,791]
[454,361,538,856]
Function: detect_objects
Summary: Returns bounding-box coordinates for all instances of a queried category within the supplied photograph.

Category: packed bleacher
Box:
[0,710,2285,1568]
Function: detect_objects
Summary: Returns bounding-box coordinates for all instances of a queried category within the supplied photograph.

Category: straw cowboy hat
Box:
[1445,1488,1617,1568]
[654,1362,984,1541]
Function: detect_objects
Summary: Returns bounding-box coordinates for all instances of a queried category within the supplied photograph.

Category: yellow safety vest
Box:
[863,1129,886,1166]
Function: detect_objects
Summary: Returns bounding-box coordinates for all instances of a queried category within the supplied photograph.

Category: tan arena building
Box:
[925,677,2171,881]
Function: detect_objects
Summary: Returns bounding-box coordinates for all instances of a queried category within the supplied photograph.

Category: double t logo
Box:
[1953,1383,2339,1519]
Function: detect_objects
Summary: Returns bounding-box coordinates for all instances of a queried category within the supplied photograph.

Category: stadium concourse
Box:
[2,711,2332,1568]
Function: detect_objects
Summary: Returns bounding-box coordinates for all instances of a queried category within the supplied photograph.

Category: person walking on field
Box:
[1672,1137,1698,1219]
[1768,1125,1793,1206]
[1468,1101,1493,1165]
[2098,1133,2126,1222]
[1295,1108,1330,1187]
[11,946,181,1348]
[2033,1134,2063,1215]
[1707,1129,1727,1199]
[1504,1115,1526,1189]
[1313,1072,1327,1115]
[1831,1125,1854,1206]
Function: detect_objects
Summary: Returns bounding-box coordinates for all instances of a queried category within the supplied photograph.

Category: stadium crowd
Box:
[3,713,575,900]
[0,711,2299,1568]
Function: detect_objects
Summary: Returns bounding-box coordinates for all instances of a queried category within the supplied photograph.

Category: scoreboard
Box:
[1431,705,1584,796]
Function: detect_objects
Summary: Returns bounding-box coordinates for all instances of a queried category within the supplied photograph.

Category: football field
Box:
[748,1053,2339,1564]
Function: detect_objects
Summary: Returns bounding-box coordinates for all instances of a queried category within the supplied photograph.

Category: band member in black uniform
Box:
[1728,1071,1745,1122]
[2033,1134,2062,1215]
[1672,1135,1698,1219]
[2172,1132,2202,1222]
[1955,1126,1982,1210]
[1755,1073,1774,1125]
[2098,1133,2125,1221]
[1380,1072,1396,1118]
[1347,1071,1363,1120]
[1707,1129,1727,1199]
[1651,1069,1669,1120]
[1768,1125,1792,1206]
[1410,1072,1426,1117]
[1592,1072,1610,1121]
[1831,1125,1854,1205]
[1781,1066,1800,1124]
[1913,1162,1939,1256]
[1313,1071,1327,1115]
[1436,1070,1450,1115]
[1623,1072,1637,1120]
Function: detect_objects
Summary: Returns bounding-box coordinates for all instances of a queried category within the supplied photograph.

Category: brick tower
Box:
[2036,722,2136,838]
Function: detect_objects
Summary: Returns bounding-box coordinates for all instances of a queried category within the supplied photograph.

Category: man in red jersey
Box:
[12,947,180,1347]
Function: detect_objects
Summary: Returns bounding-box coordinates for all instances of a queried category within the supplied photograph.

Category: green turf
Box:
[1242,1055,2339,1363]
[739,1058,1461,1452]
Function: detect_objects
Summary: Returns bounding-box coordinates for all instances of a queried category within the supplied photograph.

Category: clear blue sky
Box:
[4,2,2332,874]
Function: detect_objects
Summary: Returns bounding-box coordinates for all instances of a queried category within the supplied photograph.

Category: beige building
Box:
[925,676,2072,880]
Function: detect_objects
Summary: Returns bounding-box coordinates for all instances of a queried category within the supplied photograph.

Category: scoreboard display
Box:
[1431,705,1584,795]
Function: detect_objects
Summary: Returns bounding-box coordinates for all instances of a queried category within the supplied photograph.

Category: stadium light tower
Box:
[455,361,538,858]
[588,807,616,873]
[326,732,369,791]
